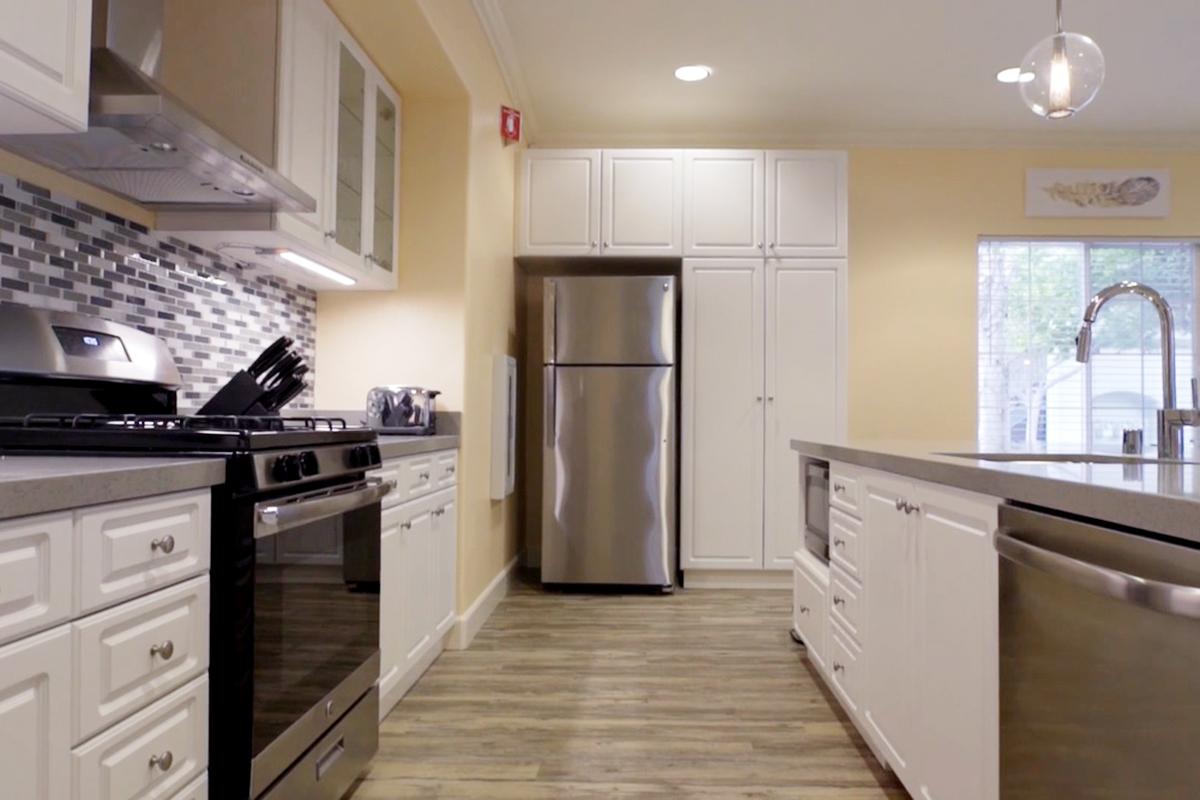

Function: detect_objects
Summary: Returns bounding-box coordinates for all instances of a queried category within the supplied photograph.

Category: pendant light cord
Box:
[1056,0,1064,33]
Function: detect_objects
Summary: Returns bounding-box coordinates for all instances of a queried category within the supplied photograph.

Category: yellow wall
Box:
[848,148,1200,441]
[317,0,520,613]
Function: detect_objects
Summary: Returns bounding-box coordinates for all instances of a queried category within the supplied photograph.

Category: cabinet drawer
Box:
[391,454,439,503]
[434,450,458,489]
[828,621,862,715]
[371,461,404,510]
[72,674,208,800]
[829,466,860,517]
[829,507,862,580]
[829,566,863,646]
[77,490,211,614]
[73,576,210,744]
[0,512,73,646]
[792,558,826,671]
[0,624,71,800]
[169,772,206,800]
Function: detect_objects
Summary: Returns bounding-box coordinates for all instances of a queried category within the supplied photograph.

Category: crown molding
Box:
[471,0,538,140]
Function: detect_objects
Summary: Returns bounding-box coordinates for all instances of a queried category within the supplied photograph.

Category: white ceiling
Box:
[477,0,1200,147]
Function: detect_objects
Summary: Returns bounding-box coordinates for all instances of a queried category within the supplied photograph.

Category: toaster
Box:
[366,386,440,434]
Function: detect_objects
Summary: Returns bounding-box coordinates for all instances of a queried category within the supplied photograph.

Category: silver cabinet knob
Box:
[894,498,906,511]
[603,241,610,248]
[755,396,763,402]
[324,230,336,239]
[149,751,174,772]
[446,465,456,474]
[833,596,846,606]
[907,503,921,515]
[832,662,845,673]
[150,640,175,660]
[833,483,846,493]
[401,521,413,530]
[590,240,598,248]
[799,606,810,614]
[833,538,846,547]
[419,471,431,480]
[150,535,176,554]
[757,241,764,249]
[768,242,776,249]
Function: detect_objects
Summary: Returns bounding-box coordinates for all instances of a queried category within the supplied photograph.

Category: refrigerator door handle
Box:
[543,280,557,365]
[544,366,556,446]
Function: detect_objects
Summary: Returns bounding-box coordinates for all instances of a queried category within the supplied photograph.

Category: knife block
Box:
[197,370,273,416]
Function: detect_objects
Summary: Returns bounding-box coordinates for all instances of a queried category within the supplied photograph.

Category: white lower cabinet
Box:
[375,450,458,719]
[0,489,212,800]
[797,463,998,800]
[0,624,71,800]
[791,550,827,673]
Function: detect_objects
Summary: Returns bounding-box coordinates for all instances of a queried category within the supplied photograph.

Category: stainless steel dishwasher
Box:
[995,504,1200,799]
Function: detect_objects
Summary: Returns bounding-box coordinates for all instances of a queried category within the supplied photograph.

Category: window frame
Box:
[977,236,1200,452]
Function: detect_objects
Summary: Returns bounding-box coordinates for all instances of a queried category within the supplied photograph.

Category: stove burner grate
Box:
[0,414,350,433]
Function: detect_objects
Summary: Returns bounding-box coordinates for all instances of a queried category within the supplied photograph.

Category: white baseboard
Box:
[447,555,519,651]
[379,626,453,720]
[683,569,792,589]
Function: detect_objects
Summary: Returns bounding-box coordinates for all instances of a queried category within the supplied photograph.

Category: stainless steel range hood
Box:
[0,0,314,214]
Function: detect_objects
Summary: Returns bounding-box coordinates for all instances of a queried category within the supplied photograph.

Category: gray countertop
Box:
[377,434,459,460]
[0,455,225,521]
[790,439,1200,545]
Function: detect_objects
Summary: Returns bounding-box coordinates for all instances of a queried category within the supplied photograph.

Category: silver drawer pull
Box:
[833,596,846,606]
[446,465,456,474]
[148,751,174,772]
[150,535,176,554]
[150,641,175,660]
[832,662,845,673]
[401,521,413,530]
[833,483,846,493]
[798,606,810,615]
[833,538,846,547]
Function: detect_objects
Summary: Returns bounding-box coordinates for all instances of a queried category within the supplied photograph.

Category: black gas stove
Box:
[0,308,385,800]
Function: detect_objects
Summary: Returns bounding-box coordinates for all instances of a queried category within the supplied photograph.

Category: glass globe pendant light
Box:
[1019,0,1105,119]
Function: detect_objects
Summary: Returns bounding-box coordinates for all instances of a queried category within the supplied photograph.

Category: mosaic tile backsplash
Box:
[0,175,317,410]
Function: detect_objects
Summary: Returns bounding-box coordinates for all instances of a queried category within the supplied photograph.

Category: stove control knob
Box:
[368,444,381,465]
[347,444,375,468]
[272,454,301,483]
[299,450,319,477]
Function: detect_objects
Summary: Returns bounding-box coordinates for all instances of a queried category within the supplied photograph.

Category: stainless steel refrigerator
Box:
[541,275,677,588]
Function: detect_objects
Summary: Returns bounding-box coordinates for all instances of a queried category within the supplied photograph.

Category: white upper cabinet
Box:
[518,150,602,256]
[681,259,765,569]
[764,260,846,569]
[276,0,336,247]
[766,150,848,258]
[601,149,683,256]
[683,150,765,257]
[0,0,90,134]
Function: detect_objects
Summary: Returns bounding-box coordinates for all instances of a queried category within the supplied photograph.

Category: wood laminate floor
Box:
[348,580,906,799]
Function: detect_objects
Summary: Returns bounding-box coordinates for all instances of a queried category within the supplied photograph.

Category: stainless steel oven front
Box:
[209,474,390,800]
[803,459,831,563]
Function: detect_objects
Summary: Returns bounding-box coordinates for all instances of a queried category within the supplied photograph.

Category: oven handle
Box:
[995,531,1200,619]
[255,478,395,538]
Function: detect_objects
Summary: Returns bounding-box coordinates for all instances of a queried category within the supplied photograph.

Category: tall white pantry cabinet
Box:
[517,147,848,581]
[681,150,847,580]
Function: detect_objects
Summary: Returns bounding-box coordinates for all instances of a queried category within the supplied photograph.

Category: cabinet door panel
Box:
[915,485,999,800]
[518,150,601,255]
[683,150,764,257]
[0,0,90,133]
[601,150,683,256]
[400,502,435,665]
[331,38,367,262]
[861,472,916,783]
[378,505,403,709]
[0,625,70,800]
[276,0,334,243]
[0,512,72,647]
[681,259,764,569]
[764,260,846,568]
[766,151,847,257]
[433,490,457,637]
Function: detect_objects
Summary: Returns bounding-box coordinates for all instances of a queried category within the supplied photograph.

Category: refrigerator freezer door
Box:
[542,365,676,586]
[546,276,675,365]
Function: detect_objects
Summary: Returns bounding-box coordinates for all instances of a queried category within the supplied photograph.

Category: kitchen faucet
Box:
[1075,281,1198,459]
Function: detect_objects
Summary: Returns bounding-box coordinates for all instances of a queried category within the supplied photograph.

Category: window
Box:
[978,240,1196,453]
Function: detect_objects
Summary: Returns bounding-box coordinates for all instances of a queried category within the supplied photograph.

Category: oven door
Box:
[249,478,387,798]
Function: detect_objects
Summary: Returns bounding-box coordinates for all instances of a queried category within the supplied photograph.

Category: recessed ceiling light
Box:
[674,64,712,82]
[996,67,1035,84]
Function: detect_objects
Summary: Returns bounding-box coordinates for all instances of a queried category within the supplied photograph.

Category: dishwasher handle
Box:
[996,531,1200,619]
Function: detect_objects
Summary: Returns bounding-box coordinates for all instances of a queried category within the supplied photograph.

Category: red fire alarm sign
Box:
[500,106,522,144]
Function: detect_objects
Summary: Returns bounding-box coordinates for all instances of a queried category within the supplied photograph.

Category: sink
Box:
[938,452,1200,466]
